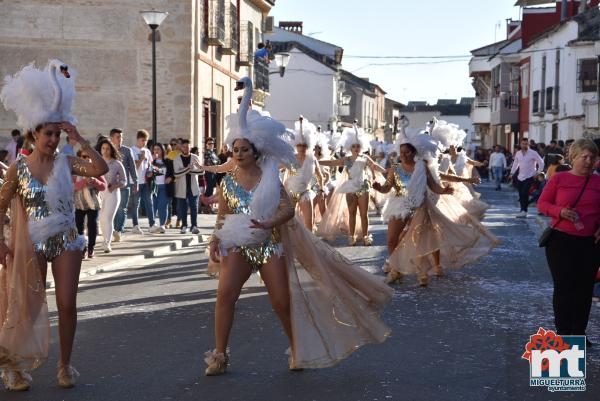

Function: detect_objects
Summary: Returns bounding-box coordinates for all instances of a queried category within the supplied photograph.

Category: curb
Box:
[46,235,207,289]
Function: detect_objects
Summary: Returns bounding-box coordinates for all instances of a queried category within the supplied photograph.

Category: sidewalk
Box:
[47,214,217,288]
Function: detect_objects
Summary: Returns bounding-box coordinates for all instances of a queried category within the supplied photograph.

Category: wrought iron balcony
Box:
[253,60,269,92]
[207,0,225,46]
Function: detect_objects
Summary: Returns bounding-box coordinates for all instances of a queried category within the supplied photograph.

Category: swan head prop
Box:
[340,124,371,153]
[0,59,76,131]
[430,119,466,150]
[291,115,317,150]
[225,76,295,167]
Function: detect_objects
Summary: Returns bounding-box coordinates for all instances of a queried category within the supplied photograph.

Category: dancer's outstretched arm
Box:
[425,162,454,195]
[439,172,481,185]
[364,155,386,174]
[314,160,324,190]
[372,167,394,193]
[202,159,235,173]
[318,157,344,167]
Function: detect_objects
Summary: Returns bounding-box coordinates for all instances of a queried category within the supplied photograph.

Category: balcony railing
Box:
[207,0,225,46]
[254,60,269,92]
[473,97,491,108]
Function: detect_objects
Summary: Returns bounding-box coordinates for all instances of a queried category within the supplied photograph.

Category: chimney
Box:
[278,21,303,35]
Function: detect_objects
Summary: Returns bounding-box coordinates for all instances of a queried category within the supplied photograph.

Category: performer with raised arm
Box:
[283,116,323,231]
[379,132,498,286]
[317,125,386,246]
[204,77,392,376]
[0,60,108,390]
[432,119,489,219]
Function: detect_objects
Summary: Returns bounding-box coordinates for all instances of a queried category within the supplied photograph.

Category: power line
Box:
[345,54,471,59]
[351,59,471,73]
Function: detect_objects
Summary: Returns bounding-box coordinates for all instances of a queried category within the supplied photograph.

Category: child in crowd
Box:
[528,172,547,205]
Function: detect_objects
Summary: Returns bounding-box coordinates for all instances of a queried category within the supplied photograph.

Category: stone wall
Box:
[0,0,193,147]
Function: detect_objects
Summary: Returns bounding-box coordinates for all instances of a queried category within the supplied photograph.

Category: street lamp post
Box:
[140,10,168,144]
[271,52,291,77]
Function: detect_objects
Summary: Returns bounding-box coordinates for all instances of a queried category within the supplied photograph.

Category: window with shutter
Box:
[577,58,598,93]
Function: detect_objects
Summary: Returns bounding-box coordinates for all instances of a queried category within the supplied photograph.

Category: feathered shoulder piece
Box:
[1,59,76,131]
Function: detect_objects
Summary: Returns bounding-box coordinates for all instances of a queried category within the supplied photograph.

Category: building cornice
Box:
[247,0,274,13]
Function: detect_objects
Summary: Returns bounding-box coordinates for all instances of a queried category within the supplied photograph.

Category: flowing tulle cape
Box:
[315,170,364,240]
[208,216,392,368]
[0,198,49,370]
[389,193,499,278]
[282,218,392,368]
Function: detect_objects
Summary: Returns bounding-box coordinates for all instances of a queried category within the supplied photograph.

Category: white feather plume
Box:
[431,119,466,150]
[0,59,76,131]
[28,154,78,243]
[291,117,317,150]
[340,125,371,153]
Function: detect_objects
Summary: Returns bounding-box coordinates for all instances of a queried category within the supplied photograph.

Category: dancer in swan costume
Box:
[381,131,499,286]
[0,60,109,390]
[432,119,489,220]
[317,125,386,246]
[204,77,392,376]
[283,116,323,231]
[312,127,332,222]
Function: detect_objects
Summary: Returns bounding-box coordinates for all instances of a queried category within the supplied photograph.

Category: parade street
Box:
[2,184,597,401]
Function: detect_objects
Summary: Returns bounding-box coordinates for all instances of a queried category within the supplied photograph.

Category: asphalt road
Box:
[3,183,599,401]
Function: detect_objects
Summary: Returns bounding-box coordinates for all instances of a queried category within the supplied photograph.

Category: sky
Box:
[271,0,523,105]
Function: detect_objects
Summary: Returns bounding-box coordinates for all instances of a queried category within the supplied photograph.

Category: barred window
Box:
[577,58,598,93]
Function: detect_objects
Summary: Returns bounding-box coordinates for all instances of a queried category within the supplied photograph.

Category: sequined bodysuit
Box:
[383,164,412,197]
[220,173,283,271]
[15,157,81,260]
[344,157,370,197]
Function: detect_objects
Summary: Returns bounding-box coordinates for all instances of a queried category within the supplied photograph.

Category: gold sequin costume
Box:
[381,164,412,197]
[219,172,284,271]
[6,157,83,261]
[342,157,370,197]
[287,164,314,203]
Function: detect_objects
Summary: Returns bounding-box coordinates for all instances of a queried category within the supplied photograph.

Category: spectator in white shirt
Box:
[510,138,545,218]
[131,129,159,234]
[489,145,507,191]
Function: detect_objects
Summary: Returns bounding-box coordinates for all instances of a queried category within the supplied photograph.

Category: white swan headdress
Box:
[225,77,295,168]
[430,118,466,150]
[291,116,317,150]
[340,124,371,153]
[1,59,76,131]
[215,77,296,249]
[314,130,332,159]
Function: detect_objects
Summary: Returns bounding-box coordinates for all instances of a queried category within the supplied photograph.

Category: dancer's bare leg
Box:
[345,194,358,238]
[298,199,314,231]
[51,250,83,366]
[259,256,292,342]
[387,218,406,255]
[214,252,252,354]
[357,193,370,238]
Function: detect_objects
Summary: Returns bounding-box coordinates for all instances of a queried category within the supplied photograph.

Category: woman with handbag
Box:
[538,138,600,339]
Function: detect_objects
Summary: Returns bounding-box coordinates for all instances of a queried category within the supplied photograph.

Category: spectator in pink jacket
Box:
[538,138,600,342]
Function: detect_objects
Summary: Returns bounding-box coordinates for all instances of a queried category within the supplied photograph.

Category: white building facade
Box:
[525,18,599,143]
[265,46,339,128]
